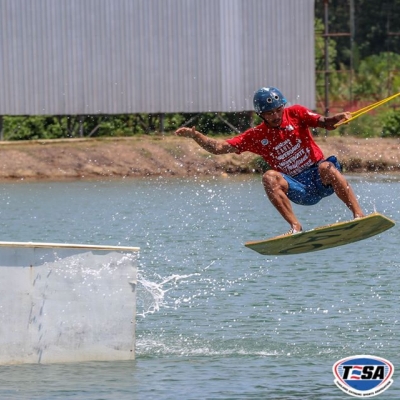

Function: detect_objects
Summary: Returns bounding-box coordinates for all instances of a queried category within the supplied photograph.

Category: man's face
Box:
[260,105,285,128]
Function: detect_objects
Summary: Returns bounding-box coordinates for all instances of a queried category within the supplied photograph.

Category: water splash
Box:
[136,266,209,317]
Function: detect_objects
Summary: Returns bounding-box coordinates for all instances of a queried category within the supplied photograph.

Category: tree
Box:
[353,52,400,101]
[315,0,400,64]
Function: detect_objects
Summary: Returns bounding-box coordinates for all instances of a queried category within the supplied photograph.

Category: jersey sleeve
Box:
[226,126,263,154]
[226,134,245,154]
[293,105,321,128]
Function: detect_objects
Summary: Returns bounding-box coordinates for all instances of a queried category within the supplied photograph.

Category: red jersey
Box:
[226,105,324,176]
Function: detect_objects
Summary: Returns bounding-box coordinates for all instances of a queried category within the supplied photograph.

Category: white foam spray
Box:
[135,263,214,318]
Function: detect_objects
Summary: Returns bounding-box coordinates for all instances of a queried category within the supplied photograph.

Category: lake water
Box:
[0,174,399,399]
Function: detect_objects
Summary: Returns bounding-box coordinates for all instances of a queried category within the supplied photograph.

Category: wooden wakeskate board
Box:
[245,212,395,256]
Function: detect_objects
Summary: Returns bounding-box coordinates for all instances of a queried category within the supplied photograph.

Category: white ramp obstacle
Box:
[0,242,139,364]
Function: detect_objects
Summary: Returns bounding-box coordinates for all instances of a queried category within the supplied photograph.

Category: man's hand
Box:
[175,126,197,138]
[334,112,352,125]
[318,112,352,130]
[174,125,237,155]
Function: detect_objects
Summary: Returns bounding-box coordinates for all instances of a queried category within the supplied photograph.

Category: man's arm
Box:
[317,112,351,131]
[175,126,238,155]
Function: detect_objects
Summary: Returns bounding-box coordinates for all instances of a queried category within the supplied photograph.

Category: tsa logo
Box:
[333,355,394,397]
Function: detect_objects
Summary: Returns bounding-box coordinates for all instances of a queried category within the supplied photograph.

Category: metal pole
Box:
[350,0,355,104]
[79,115,85,137]
[159,113,165,135]
[324,0,330,118]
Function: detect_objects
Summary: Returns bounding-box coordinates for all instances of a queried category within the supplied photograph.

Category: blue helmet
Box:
[253,87,287,114]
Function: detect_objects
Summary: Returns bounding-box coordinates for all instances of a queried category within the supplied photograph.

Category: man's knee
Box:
[319,161,342,185]
[262,170,287,191]
[319,160,341,175]
[262,170,280,185]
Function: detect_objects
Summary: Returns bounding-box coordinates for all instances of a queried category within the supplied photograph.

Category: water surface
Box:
[0,174,399,399]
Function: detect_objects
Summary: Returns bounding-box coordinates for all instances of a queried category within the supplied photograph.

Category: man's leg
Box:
[262,170,302,232]
[318,161,365,218]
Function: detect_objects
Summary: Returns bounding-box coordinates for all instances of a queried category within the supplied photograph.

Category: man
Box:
[175,87,365,234]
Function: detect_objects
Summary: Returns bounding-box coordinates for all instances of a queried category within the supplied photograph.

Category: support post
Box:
[79,115,85,137]
[350,0,355,104]
[158,113,165,135]
[324,0,330,119]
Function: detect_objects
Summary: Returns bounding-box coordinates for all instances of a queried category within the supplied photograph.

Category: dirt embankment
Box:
[0,135,399,182]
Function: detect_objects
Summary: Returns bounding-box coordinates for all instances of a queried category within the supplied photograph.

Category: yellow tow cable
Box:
[334,92,400,127]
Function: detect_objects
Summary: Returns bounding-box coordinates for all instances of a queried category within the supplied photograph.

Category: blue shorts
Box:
[283,156,341,206]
